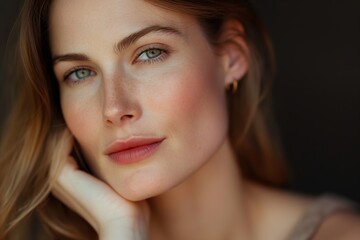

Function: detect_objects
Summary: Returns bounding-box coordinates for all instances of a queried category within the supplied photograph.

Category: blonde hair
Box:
[0,0,287,239]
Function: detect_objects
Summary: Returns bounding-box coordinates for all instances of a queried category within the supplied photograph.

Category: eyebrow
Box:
[115,25,182,53]
[52,25,182,65]
[52,53,90,65]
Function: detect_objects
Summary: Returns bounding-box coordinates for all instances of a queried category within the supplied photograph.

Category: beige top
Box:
[286,195,358,240]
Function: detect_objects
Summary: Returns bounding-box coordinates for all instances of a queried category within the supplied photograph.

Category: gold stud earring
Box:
[226,81,238,93]
[232,81,238,93]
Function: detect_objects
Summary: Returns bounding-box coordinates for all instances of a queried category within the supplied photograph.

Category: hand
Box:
[50,129,150,240]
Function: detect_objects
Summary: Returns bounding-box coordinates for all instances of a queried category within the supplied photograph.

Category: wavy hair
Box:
[0,0,287,239]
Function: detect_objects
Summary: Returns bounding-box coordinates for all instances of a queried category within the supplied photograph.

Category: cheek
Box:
[178,69,228,152]
[148,59,229,162]
[60,91,102,155]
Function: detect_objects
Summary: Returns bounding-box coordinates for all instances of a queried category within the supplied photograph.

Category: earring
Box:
[226,81,238,93]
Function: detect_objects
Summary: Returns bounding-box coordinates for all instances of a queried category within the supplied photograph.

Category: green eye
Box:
[75,69,92,79]
[64,68,95,85]
[145,49,162,59]
[137,48,166,62]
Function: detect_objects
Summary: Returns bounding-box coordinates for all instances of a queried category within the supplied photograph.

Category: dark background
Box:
[252,0,360,202]
[1,1,359,202]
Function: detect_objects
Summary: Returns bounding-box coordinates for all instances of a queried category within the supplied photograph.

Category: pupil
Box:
[146,49,160,58]
[76,69,89,79]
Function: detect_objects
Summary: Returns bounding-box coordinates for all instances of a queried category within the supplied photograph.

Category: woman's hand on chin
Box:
[50,129,150,240]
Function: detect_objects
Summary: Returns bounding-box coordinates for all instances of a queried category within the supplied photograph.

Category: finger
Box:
[52,156,141,230]
[49,128,147,232]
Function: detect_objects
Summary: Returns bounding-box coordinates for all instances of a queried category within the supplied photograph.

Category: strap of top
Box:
[286,195,358,240]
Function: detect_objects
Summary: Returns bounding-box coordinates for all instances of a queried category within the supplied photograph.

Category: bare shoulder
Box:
[314,211,360,240]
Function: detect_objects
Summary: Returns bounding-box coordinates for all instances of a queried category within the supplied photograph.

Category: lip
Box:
[104,137,165,165]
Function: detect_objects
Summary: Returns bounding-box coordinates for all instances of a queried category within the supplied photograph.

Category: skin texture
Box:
[50,0,236,202]
[49,0,250,238]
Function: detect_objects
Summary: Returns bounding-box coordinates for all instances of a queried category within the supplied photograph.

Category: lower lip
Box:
[108,141,163,165]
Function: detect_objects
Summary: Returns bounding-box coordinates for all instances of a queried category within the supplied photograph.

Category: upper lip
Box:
[104,137,165,155]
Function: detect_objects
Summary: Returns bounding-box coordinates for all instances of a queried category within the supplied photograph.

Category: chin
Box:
[110,172,174,202]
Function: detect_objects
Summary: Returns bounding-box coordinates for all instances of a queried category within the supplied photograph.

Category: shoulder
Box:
[285,194,360,240]
[313,211,360,240]
[245,182,360,240]
[244,182,315,240]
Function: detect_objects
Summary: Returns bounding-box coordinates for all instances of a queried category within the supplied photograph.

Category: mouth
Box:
[105,137,165,165]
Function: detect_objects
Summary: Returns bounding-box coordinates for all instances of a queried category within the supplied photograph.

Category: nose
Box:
[102,77,141,127]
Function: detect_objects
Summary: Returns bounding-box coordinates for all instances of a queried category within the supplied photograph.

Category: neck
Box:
[148,139,255,240]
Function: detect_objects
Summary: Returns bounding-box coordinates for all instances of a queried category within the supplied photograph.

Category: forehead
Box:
[48,0,196,54]
[49,0,179,25]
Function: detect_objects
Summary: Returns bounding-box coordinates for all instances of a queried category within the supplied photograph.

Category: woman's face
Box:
[50,0,230,201]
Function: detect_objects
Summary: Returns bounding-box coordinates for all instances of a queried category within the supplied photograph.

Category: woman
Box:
[1,0,359,239]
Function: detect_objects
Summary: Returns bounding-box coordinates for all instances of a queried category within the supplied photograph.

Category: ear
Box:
[218,19,249,87]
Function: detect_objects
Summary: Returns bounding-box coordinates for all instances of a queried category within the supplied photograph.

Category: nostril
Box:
[104,112,137,126]
[120,114,134,121]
